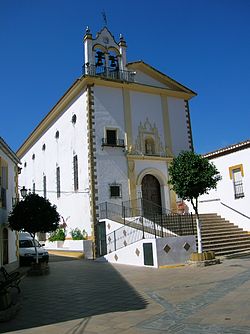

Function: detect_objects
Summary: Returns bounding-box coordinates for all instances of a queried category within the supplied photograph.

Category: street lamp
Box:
[20,186,28,199]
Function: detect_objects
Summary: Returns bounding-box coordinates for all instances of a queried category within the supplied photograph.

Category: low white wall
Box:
[98,238,158,268]
[45,240,84,251]
[97,235,196,268]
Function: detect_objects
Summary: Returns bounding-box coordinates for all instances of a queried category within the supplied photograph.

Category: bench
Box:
[0,267,21,294]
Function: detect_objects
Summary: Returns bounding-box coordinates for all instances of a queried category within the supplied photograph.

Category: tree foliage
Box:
[8,193,60,236]
[168,151,221,214]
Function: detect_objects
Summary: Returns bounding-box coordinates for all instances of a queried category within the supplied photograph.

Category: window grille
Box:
[232,168,244,199]
[43,175,47,198]
[73,155,78,191]
[109,184,121,198]
[56,167,60,198]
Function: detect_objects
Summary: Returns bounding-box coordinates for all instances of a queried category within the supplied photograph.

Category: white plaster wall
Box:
[167,97,190,155]
[19,90,92,236]
[100,238,158,268]
[134,70,168,88]
[0,148,18,267]
[94,85,129,205]
[130,91,165,148]
[188,148,250,231]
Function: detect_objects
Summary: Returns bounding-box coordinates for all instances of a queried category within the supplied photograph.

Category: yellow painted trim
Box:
[229,164,244,180]
[161,95,173,156]
[17,74,195,158]
[136,167,168,187]
[159,264,185,269]
[127,62,196,95]
[91,76,195,99]
[127,154,173,162]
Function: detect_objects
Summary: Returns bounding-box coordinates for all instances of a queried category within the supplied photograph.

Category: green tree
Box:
[168,151,221,253]
[8,193,60,263]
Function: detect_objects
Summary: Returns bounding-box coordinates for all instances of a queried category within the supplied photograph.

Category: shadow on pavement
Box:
[0,259,148,333]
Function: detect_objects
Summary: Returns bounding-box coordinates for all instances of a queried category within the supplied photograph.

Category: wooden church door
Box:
[141,174,161,213]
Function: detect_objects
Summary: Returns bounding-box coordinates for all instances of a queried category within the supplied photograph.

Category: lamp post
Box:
[20,186,28,199]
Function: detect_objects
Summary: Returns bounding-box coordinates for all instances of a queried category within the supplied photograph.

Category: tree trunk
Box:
[195,214,202,254]
[191,198,203,254]
[30,233,39,264]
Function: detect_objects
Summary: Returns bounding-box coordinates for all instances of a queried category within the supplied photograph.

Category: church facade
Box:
[17,27,196,247]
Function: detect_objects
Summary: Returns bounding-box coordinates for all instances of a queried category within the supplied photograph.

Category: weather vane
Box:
[102,10,108,26]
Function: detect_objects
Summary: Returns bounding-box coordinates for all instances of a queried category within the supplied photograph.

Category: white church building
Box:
[17,27,197,263]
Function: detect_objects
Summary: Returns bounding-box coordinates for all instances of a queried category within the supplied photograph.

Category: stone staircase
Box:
[198,213,250,256]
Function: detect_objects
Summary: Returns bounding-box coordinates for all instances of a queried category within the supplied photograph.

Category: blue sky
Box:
[1,0,249,154]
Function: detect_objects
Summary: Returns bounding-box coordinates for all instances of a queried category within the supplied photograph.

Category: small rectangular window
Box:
[56,167,60,198]
[232,168,244,199]
[106,129,117,145]
[73,155,79,191]
[32,182,35,194]
[110,184,121,198]
[43,175,47,198]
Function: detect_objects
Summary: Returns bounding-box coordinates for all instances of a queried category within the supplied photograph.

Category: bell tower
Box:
[83,26,127,75]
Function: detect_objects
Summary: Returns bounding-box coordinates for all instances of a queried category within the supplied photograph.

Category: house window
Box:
[73,155,78,191]
[32,153,35,160]
[232,168,244,199]
[55,130,59,139]
[43,175,47,198]
[109,183,122,198]
[42,143,46,151]
[56,167,60,198]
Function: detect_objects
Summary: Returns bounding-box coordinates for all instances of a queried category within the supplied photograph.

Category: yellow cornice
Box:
[90,76,195,99]
[127,154,173,162]
[17,73,194,158]
[127,61,197,96]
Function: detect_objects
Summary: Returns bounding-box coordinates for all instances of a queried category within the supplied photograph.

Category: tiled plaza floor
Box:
[1,253,250,333]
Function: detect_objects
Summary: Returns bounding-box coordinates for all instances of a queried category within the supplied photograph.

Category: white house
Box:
[17,26,197,259]
[197,140,250,232]
[0,137,20,270]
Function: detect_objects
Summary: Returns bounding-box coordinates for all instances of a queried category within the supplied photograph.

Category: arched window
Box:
[145,137,155,155]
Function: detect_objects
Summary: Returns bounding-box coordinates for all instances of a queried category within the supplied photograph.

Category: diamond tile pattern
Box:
[135,248,140,257]
[108,236,111,242]
[183,242,191,251]
[114,254,118,261]
[123,240,127,247]
[164,244,171,253]
[107,223,111,230]
[123,230,127,236]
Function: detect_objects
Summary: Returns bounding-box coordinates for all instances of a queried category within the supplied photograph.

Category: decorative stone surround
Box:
[86,85,98,255]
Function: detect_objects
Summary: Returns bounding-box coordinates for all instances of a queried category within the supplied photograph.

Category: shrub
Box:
[70,228,88,240]
[48,226,66,241]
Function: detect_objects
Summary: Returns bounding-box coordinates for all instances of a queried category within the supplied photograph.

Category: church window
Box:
[55,131,59,139]
[109,183,122,198]
[72,114,77,124]
[145,137,155,155]
[73,155,78,191]
[106,129,117,145]
[43,175,47,198]
[56,166,61,198]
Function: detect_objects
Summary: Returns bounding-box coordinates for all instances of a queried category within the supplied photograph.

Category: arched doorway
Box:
[141,174,161,214]
[3,228,8,265]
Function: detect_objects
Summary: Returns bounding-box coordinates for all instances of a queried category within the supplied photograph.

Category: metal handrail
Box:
[221,202,250,220]
[82,64,135,82]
